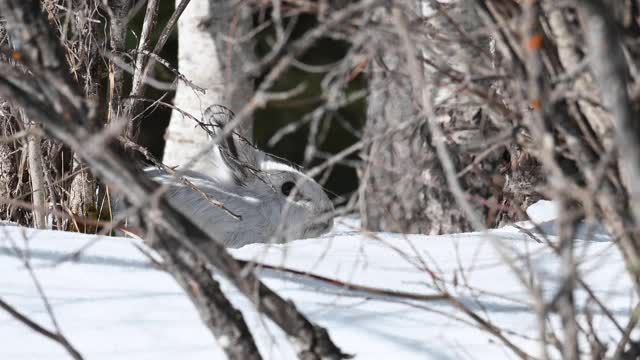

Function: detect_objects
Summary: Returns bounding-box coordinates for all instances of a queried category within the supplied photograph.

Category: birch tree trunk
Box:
[164,0,256,170]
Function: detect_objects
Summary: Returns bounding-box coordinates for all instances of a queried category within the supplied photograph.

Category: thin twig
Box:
[0,297,84,360]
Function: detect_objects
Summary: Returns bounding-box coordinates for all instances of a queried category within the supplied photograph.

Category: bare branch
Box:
[578,0,640,283]
[0,297,83,359]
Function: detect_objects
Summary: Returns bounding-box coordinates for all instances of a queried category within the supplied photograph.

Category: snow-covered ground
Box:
[0,201,636,359]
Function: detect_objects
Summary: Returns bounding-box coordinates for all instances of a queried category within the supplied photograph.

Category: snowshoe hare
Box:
[148,105,334,248]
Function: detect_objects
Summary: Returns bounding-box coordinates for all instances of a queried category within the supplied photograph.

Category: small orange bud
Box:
[11,51,22,61]
[349,59,369,82]
[528,34,543,50]
[531,98,542,110]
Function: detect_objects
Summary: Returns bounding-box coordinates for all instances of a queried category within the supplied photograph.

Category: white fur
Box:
[147,143,334,248]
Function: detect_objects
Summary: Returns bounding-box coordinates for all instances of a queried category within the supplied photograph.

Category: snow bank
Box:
[0,202,635,359]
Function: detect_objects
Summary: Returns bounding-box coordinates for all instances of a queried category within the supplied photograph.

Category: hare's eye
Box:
[281,181,295,196]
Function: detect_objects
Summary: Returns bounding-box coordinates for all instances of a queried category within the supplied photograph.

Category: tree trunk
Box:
[164,0,256,170]
[360,1,532,233]
[25,122,47,229]
[68,169,98,232]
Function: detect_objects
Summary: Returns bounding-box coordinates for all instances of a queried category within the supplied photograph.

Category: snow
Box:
[0,201,636,359]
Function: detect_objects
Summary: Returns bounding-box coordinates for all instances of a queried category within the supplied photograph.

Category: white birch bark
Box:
[164,0,255,170]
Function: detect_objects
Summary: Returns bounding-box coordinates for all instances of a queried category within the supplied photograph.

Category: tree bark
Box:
[542,1,611,141]
[361,1,523,233]
[163,0,255,170]
[68,169,98,232]
[26,122,46,229]
[106,0,132,125]
[578,0,640,284]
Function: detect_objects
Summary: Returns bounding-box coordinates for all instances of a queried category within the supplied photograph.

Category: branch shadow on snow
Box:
[531,220,610,242]
[0,246,153,269]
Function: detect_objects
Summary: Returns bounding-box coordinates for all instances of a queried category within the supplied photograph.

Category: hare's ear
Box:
[203,105,260,181]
